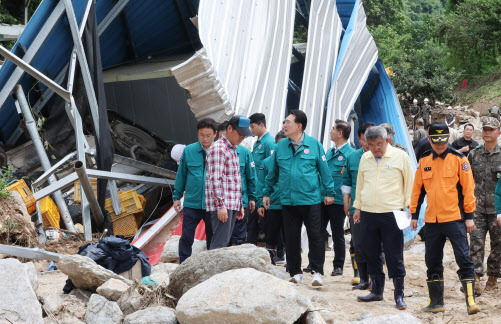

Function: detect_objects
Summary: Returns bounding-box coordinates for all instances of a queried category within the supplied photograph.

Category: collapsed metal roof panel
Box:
[322,0,378,148]
[299,0,342,140]
[174,0,296,136]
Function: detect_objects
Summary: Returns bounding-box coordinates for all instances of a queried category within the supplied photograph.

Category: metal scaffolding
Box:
[0,0,175,242]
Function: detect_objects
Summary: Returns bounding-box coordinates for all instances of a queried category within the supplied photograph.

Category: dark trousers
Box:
[425,221,475,280]
[246,209,260,244]
[360,211,405,278]
[349,215,366,263]
[282,204,324,276]
[179,207,213,263]
[266,209,284,255]
[210,210,238,250]
[322,204,346,268]
[231,207,250,245]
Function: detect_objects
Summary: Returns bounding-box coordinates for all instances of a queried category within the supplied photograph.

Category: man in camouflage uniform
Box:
[468,117,501,293]
[422,98,432,129]
[380,123,408,154]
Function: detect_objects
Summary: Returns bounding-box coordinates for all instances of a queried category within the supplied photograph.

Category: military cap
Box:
[482,117,500,129]
[380,123,394,135]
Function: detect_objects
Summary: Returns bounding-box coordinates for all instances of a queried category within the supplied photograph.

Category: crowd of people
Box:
[171,106,501,316]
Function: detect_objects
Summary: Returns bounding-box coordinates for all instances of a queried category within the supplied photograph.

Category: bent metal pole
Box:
[74,160,104,226]
[15,85,76,232]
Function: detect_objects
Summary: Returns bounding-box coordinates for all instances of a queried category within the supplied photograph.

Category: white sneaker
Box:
[289,274,303,284]
[312,272,323,286]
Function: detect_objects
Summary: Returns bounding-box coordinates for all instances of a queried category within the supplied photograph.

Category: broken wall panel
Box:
[181,0,296,136]
[322,0,378,148]
[299,0,342,140]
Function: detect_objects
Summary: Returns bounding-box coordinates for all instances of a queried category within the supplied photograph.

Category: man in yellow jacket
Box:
[353,126,414,310]
[410,122,480,315]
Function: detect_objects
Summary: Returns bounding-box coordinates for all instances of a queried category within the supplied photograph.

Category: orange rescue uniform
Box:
[410,148,476,222]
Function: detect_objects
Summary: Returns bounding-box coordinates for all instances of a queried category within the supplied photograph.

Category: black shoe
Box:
[421,277,445,313]
[331,267,343,276]
[393,277,407,310]
[353,262,369,290]
[275,255,286,265]
[303,265,313,273]
[357,274,384,302]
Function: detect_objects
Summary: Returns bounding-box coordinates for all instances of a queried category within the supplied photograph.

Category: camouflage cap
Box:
[380,123,393,135]
[482,117,500,129]
[416,118,424,124]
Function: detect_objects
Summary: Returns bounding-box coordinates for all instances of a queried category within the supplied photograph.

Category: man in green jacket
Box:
[342,122,375,290]
[173,118,217,263]
[263,110,335,287]
[257,131,287,264]
[248,113,275,244]
[324,120,355,276]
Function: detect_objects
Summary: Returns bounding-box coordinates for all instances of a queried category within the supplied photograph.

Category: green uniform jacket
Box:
[257,148,281,210]
[324,144,355,205]
[252,132,275,198]
[263,134,334,206]
[342,148,364,215]
[237,145,257,208]
[172,141,207,209]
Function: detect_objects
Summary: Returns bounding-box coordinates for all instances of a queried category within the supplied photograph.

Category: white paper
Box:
[393,210,411,230]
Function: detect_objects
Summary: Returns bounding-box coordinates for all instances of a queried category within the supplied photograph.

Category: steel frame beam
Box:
[0,1,65,109]
[33,170,175,201]
[97,0,131,36]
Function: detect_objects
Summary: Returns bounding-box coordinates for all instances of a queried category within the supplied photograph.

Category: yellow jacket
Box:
[354,144,414,213]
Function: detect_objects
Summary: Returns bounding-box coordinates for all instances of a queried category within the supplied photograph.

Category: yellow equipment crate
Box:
[105,190,143,237]
[73,179,98,204]
[40,196,60,229]
[6,179,36,214]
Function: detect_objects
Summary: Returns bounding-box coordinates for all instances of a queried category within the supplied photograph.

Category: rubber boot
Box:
[393,277,407,310]
[421,278,445,313]
[351,254,360,286]
[461,278,481,315]
[353,262,370,290]
[484,276,498,291]
[357,274,384,302]
[460,273,482,296]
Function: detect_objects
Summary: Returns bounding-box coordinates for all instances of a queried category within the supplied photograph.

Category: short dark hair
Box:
[335,120,351,139]
[217,122,228,132]
[289,109,307,131]
[197,118,217,132]
[275,130,286,142]
[249,113,266,127]
[357,122,375,138]
[464,123,474,130]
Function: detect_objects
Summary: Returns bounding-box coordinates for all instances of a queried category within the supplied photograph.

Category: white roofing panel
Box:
[298,0,342,140]
[322,0,378,148]
[176,0,296,137]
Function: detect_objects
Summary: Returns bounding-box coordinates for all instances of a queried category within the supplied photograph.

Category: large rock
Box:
[58,255,131,291]
[40,294,64,315]
[117,287,145,315]
[85,294,123,324]
[97,278,130,301]
[160,235,207,262]
[169,244,279,298]
[176,268,312,324]
[123,306,177,324]
[349,313,422,324]
[0,259,43,324]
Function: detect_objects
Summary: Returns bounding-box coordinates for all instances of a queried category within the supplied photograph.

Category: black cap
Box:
[228,115,253,137]
[429,122,449,143]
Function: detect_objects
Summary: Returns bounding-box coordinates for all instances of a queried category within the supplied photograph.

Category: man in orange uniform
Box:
[410,122,480,315]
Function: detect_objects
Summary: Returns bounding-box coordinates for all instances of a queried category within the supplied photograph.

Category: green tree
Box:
[441,0,501,75]
[364,0,406,28]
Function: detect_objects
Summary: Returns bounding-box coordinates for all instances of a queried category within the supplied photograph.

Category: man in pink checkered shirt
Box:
[206,115,253,249]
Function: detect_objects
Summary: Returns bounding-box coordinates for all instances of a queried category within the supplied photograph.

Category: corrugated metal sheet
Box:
[299,0,342,140]
[171,48,232,121]
[173,0,296,137]
[322,0,378,148]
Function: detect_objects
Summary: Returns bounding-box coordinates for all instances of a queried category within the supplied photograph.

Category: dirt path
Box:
[293,238,500,323]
